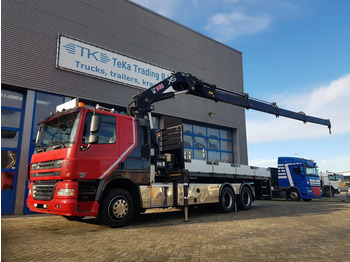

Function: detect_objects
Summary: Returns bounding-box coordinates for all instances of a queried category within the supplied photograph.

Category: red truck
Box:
[27,72,331,227]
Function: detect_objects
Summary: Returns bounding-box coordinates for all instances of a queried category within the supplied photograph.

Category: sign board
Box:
[56,35,173,89]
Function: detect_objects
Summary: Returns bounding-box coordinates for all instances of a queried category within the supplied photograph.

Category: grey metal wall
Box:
[2,0,248,164]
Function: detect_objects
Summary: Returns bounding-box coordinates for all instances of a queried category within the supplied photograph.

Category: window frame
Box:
[82,112,117,145]
[183,122,234,163]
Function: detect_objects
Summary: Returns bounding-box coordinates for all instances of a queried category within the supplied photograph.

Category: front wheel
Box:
[98,188,134,228]
[324,188,334,197]
[219,186,235,213]
[288,189,301,201]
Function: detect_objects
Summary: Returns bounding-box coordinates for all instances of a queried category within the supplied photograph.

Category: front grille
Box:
[31,160,62,171]
[33,181,58,201]
[31,171,61,178]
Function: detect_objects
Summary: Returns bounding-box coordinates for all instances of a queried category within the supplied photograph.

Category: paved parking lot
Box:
[2,195,350,262]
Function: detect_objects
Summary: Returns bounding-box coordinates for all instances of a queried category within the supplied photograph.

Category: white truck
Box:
[319,171,341,197]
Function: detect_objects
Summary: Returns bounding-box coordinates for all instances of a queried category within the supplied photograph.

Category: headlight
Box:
[57,188,75,196]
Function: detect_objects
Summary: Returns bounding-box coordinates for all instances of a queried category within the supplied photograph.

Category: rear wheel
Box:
[98,188,134,228]
[237,186,253,210]
[219,186,235,213]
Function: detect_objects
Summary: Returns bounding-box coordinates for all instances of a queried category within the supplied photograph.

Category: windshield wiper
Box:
[34,144,46,153]
[48,141,67,149]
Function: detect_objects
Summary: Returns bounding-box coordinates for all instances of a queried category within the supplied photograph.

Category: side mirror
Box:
[90,115,100,133]
[81,114,100,151]
[88,134,99,144]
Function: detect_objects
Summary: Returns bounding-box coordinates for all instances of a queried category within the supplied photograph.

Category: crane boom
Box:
[127,72,331,133]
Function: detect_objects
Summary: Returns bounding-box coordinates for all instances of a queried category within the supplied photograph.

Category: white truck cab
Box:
[319,171,341,197]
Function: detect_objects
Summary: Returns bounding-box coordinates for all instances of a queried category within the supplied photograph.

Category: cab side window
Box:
[293,166,301,175]
[82,113,116,144]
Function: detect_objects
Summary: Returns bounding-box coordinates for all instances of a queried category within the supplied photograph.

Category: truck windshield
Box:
[305,167,319,177]
[35,111,81,152]
[328,174,338,181]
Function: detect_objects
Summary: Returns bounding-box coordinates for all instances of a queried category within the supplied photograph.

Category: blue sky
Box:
[132,0,350,173]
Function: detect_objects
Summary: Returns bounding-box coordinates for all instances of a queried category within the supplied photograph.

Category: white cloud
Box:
[246,74,350,143]
[249,158,277,168]
[205,11,271,41]
[318,156,350,173]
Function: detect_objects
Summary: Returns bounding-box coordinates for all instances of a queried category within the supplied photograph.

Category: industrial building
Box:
[2,1,247,214]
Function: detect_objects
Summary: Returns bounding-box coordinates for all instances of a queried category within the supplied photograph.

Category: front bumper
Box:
[27,197,99,216]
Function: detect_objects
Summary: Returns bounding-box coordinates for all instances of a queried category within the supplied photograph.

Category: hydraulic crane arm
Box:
[127,72,331,133]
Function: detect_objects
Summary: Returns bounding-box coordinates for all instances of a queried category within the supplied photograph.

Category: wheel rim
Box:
[109,196,128,220]
[290,191,298,200]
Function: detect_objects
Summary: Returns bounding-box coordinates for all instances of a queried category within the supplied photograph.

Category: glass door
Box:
[1,89,25,214]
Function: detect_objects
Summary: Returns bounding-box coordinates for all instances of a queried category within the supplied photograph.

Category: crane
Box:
[127,72,331,133]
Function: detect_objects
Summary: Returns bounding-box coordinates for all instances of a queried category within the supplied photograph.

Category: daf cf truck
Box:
[271,157,322,201]
[27,72,331,227]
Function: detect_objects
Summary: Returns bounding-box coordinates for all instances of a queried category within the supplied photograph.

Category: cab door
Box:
[76,112,119,180]
[290,165,307,189]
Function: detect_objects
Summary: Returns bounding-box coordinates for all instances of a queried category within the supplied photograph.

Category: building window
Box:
[1,90,24,192]
[1,88,26,214]
[152,116,160,130]
[183,122,233,163]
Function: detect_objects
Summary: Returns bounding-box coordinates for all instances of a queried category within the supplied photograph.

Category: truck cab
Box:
[271,157,322,201]
[319,171,341,197]
[27,100,145,218]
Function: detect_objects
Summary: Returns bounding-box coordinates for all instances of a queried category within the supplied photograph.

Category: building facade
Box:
[1,0,248,215]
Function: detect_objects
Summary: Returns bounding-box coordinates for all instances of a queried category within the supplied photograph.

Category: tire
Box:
[219,186,235,213]
[98,188,134,228]
[288,189,301,201]
[324,187,334,197]
[63,216,84,221]
[324,188,330,197]
[237,186,253,210]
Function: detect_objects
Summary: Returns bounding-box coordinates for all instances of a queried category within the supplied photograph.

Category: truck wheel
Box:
[98,188,134,228]
[237,186,252,210]
[288,189,301,201]
[219,186,235,213]
[323,187,334,197]
[324,187,333,197]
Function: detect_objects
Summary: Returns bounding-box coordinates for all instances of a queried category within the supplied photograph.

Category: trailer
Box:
[27,72,330,227]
